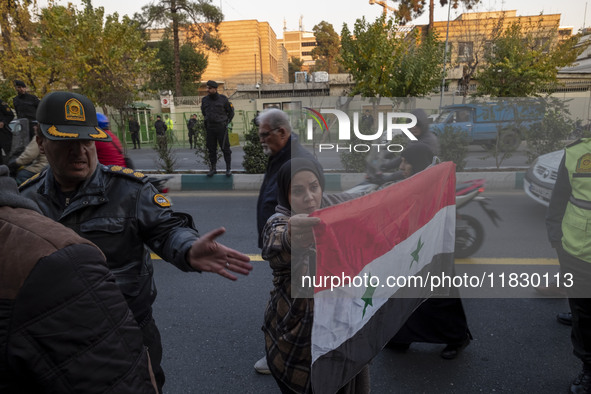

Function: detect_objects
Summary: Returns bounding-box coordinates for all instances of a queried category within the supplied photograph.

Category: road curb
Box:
[148,171,527,192]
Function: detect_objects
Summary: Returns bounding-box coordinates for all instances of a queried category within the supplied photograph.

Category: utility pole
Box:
[439,0,452,110]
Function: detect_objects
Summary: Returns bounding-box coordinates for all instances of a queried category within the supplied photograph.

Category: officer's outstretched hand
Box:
[186,227,252,280]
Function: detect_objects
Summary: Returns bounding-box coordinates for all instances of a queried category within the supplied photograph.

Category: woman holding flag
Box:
[261,158,370,394]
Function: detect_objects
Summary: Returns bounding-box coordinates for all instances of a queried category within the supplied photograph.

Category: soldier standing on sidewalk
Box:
[201,80,234,177]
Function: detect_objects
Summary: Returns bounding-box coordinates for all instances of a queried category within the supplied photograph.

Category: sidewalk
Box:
[128,145,528,192]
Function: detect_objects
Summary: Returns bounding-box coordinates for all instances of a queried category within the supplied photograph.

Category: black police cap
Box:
[36,91,111,142]
[206,80,218,88]
[14,80,26,88]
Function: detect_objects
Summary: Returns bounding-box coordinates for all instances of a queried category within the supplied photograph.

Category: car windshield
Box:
[434,110,453,123]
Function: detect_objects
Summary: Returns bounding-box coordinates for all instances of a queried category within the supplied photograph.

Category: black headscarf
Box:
[401,142,434,175]
[276,158,325,212]
[411,108,430,136]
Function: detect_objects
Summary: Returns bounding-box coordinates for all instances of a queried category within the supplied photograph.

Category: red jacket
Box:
[96,129,126,166]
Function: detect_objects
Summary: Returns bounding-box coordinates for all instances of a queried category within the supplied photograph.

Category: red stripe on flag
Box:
[310,162,456,292]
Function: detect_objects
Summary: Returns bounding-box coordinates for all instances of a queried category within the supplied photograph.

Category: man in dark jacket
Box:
[253,108,318,374]
[12,80,40,139]
[0,164,158,393]
[187,113,198,149]
[20,91,252,393]
[154,115,167,150]
[201,80,234,177]
[129,115,141,149]
[0,99,14,164]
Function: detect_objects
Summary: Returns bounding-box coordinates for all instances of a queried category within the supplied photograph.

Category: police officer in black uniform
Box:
[12,80,40,139]
[200,80,234,177]
[0,100,15,164]
[20,91,252,394]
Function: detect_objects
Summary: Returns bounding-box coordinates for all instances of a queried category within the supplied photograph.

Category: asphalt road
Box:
[152,191,576,394]
[127,143,532,173]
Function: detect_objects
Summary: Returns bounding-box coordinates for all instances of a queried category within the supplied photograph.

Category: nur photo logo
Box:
[304,108,418,153]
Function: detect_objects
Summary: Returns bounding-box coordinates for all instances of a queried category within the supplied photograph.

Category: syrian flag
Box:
[309,162,456,393]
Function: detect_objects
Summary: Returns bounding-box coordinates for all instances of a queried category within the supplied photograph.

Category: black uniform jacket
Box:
[201,93,234,126]
[20,165,199,321]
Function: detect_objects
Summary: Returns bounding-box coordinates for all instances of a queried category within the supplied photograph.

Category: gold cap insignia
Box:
[89,127,109,139]
[47,125,79,138]
[111,165,123,172]
[576,153,591,173]
[64,98,86,122]
[134,171,145,178]
[122,168,134,174]
[154,194,171,207]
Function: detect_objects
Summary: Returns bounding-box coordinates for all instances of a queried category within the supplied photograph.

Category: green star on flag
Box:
[361,273,377,318]
[410,237,424,268]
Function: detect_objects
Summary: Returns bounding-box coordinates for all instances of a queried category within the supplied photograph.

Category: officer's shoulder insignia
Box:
[576,153,591,174]
[153,194,171,207]
[105,165,147,182]
[18,172,42,189]
[567,139,583,148]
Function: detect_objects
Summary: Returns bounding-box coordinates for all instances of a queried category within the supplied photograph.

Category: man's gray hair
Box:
[258,108,291,134]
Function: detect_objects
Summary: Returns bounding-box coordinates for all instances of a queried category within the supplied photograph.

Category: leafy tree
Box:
[191,114,222,169]
[311,21,344,74]
[524,99,574,163]
[438,125,469,171]
[0,81,14,104]
[340,15,444,98]
[476,22,584,97]
[137,0,226,97]
[288,57,304,83]
[242,117,267,174]
[0,0,36,51]
[0,0,158,114]
[148,37,208,95]
[74,2,160,113]
[386,0,481,28]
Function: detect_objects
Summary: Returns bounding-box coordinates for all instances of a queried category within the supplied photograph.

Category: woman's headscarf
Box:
[401,142,434,175]
[411,108,430,136]
[276,157,325,212]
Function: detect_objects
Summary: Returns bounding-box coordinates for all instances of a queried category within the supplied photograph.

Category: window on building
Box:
[457,41,473,61]
[302,41,317,47]
[302,51,313,56]
[484,40,496,56]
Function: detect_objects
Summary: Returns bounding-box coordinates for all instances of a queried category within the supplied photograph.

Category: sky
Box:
[41,0,588,37]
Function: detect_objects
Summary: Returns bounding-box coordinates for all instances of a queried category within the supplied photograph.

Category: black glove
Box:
[7,159,19,176]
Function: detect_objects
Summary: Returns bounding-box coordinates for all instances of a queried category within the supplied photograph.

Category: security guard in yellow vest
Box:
[547,138,591,394]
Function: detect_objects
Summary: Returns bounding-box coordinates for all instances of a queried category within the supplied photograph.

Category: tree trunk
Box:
[171,0,182,97]
[428,0,434,31]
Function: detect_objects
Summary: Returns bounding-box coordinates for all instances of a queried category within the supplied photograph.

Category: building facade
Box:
[278,30,318,71]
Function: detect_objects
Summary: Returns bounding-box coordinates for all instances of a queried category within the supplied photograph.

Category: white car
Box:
[523,149,563,207]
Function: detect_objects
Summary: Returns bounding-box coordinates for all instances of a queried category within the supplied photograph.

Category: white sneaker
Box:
[254,356,271,375]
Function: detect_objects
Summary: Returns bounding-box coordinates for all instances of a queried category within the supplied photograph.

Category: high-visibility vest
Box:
[562,138,591,262]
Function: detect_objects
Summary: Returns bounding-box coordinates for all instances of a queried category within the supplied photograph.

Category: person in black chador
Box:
[387,143,472,360]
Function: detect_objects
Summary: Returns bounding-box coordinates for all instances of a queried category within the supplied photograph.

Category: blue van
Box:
[429,101,544,150]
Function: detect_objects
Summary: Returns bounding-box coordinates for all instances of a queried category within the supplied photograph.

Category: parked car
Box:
[429,101,544,150]
[427,113,440,124]
[523,149,563,207]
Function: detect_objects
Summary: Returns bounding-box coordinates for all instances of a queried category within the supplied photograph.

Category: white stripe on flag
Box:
[311,205,455,363]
